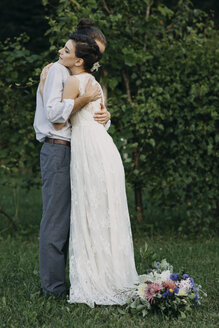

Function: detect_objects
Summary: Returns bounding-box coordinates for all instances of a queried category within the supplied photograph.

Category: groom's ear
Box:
[75,58,84,67]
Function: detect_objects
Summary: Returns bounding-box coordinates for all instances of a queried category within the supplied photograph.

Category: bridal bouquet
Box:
[126,259,207,318]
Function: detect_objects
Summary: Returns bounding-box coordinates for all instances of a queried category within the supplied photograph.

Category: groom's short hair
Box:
[76,18,106,46]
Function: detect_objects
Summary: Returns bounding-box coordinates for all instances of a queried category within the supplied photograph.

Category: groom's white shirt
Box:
[34,62,74,142]
[34,61,110,143]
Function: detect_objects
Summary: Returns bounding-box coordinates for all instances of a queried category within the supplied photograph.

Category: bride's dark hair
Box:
[76,18,106,47]
[69,32,102,73]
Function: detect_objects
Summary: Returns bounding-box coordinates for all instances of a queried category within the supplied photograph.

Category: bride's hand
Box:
[84,78,102,102]
[94,103,111,125]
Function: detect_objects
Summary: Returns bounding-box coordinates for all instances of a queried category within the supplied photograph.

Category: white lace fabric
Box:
[69,73,138,307]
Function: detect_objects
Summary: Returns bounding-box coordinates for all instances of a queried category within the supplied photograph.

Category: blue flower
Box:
[162,292,167,299]
[183,273,189,279]
[189,277,196,288]
[170,273,179,281]
[193,292,199,306]
[174,288,179,294]
[156,262,161,267]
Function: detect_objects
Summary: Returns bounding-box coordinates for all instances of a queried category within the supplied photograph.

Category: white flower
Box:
[160,259,173,272]
[151,270,172,284]
[137,283,146,298]
[159,270,172,283]
[90,62,100,72]
[177,278,193,294]
[139,274,148,283]
[139,270,172,284]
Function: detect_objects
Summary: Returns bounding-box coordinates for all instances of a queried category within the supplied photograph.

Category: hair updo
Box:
[76,18,106,46]
[77,18,95,30]
[69,32,102,73]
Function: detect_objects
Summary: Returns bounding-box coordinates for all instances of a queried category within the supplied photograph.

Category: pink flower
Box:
[145,283,162,303]
[162,281,176,290]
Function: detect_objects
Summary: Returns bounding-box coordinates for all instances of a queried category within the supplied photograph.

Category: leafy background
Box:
[0,0,218,235]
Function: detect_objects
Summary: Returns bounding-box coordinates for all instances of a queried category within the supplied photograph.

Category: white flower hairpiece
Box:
[90,62,100,72]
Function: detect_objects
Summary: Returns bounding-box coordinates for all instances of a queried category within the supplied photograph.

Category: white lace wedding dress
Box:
[69,73,138,307]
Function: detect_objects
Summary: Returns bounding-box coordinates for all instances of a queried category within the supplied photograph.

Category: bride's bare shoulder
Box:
[65,76,79,89]
[66,75,79,83]
[63,76,80,99]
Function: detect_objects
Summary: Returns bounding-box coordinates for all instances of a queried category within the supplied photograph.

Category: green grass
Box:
[0,184,219,327]
[0,235,219,328]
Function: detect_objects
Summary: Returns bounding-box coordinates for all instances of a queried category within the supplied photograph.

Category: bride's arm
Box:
[53,76,79,130]
[62,76,80,100]
[53,77,102,130]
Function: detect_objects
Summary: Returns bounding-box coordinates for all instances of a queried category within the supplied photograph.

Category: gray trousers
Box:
[39,142,71,296]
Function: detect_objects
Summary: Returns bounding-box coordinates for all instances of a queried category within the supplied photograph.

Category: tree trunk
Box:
[134,1,152,217]
[122,71,144,221]
[134,150,144,221]
[134,186,144,221]
[144,2,152,50]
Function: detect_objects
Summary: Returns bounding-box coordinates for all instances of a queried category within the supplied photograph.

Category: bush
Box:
[0,0,218,234]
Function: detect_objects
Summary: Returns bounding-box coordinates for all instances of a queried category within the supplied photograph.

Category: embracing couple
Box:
[34,18,139,307]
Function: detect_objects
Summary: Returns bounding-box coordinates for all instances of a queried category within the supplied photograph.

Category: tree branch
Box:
[146,2,151,18]
[102,0,111,15]
[0,205,18,231]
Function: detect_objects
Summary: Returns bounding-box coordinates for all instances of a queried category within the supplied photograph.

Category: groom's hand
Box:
[94,103,111,125]
[40,63,54,99]
[40,63,54,83]
[84,78,102,103]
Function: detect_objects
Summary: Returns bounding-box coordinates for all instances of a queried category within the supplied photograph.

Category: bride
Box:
[59,32,139,307]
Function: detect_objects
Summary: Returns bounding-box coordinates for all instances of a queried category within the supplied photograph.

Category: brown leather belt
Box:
[45,137,70,147]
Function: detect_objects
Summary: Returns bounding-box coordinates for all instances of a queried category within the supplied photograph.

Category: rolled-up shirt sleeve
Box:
[43,65,74,123]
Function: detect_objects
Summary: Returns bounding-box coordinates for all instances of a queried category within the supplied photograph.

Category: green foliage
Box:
[0,34,45,182]
[0,0,218,234]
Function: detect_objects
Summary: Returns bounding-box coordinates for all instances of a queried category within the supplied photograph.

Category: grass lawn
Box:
[0,185,219,327]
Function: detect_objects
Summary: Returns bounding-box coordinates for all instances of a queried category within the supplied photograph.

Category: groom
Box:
[34,24,110,298]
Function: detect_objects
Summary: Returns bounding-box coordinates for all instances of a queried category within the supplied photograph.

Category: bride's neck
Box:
[69,66,86,75]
